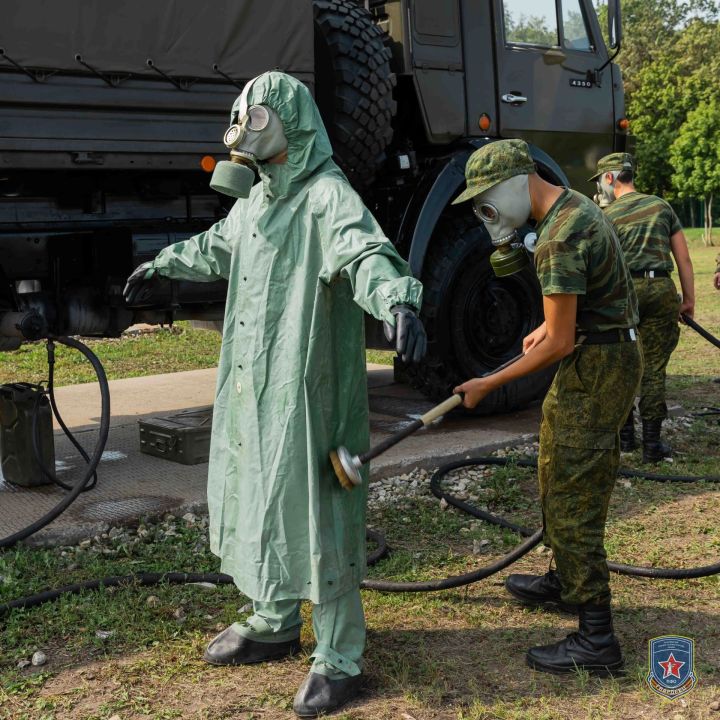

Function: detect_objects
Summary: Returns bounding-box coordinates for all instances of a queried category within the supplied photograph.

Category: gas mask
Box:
[472,174,532,277]
[210,77,288,199]
[594,171,618,207]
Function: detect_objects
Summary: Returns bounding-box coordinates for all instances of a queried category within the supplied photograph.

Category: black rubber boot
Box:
[293,672,363,717]
[642,419,672,463]
[203,625,301,666]
[619,410,636,452]
[526,604,624,677]
[505,570,576,613]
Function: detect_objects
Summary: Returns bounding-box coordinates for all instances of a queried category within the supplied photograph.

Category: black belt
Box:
[630,269,670,278]
[577,328,637,345]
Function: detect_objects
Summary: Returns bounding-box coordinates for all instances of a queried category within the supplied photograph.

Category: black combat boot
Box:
[505,570,576,613]
[526,604,623,677]
[619,410,636,452]
[642,419,672,463]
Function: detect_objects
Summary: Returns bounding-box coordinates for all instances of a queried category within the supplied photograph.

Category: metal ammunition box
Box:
[138,407,213,465]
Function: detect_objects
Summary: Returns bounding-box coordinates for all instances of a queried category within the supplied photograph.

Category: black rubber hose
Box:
[366,527,389,565]
[0,572,235,613]
[361,531,542,592]
[31,364,98,492]
[361,457,543,592]
[362,453,720,591]
[0,529,388,614]
[0,336,110,549]
[45,341,99,490]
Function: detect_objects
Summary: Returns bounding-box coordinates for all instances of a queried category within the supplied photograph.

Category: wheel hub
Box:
[463,275,525,364]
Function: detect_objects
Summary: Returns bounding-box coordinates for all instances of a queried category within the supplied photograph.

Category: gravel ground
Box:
[51,512,211,567]
[46,413,700,558]
[367,433,540,511]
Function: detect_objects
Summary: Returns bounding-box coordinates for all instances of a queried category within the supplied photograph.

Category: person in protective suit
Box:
[124,71,426,717]
[591,153,695,463]
[452,140,641,677]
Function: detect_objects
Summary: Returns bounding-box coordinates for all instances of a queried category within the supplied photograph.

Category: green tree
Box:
[669,100,720,245]
[675,18,720,104]
[504,10,558,46]
[620,12,720,198]
[596,0,718,94]
[627,55,686,196]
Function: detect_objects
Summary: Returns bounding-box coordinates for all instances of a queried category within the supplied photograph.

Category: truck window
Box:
[502,0,559,48]
[561,0,594,51]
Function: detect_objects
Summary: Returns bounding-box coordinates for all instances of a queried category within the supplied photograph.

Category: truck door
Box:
[492,0,615,189]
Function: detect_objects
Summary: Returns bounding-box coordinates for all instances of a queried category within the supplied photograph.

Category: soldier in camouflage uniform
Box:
[453,140,641,677]
[591,153,695,463]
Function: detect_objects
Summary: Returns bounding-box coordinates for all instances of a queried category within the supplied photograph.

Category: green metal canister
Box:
[0,383,55,487]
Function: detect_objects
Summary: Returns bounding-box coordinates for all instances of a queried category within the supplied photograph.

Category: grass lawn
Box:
[0,324,224,388]
[666,233,719,399]
[0,326,393,389]
[1,236,719,719]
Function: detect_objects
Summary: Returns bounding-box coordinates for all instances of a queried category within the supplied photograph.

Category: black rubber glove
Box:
[123,262,159,306]
[383,304,427,364]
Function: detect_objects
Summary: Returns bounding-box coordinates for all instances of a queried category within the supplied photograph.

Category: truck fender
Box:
[406,139,569,278]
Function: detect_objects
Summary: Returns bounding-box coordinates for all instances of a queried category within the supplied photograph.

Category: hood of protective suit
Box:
[231,71,335,200]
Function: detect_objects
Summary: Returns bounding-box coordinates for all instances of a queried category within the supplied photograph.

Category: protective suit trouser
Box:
[538,342,642,607]
[634,278,680,422]
[233,588,365,678]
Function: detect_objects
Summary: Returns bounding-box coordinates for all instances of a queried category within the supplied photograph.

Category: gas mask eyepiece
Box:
[472,174,532,277]
[223,105,272,150]
[210,91,288,199]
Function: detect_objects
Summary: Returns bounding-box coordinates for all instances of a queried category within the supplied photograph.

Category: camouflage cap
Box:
[588,152,635,181]
[452,139,536,204]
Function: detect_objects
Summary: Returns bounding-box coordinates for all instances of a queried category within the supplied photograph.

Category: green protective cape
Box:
[150,72,422,603]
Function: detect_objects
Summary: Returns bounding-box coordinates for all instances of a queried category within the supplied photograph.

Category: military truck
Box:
[0,0,627,412]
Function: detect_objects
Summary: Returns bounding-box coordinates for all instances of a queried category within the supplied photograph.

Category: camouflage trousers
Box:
[634,277,680,421]
[538,340,642,606]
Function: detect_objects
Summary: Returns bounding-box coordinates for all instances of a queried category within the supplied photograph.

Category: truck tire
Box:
[405,215,555,414]
[313,0,396,189]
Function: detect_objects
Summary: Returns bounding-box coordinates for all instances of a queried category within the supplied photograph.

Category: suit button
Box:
[236,382,242,395]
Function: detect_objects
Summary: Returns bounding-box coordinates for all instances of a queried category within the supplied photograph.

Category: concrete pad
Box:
[1,365,541,547]
[51,368,218,431]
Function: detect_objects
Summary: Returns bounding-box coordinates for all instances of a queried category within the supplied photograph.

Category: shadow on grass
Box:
[362,604,720,710]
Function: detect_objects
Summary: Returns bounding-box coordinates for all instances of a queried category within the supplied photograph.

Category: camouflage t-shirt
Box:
[534,189,638,333]
[603,191,681,273]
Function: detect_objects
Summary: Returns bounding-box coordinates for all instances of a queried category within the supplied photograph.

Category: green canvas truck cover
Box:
[0,0,313,81]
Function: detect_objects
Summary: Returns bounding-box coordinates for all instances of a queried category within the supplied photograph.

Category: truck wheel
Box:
[405,215,555,414]
[313,0,396,189]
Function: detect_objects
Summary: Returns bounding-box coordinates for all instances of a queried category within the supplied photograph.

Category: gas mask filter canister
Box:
[472,174,532,277]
